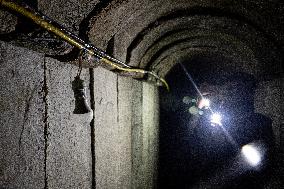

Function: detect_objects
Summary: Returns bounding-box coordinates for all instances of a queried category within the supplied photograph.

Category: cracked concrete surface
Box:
[0,41,93,188]
[0,41,45,188]
[0,0,283,188]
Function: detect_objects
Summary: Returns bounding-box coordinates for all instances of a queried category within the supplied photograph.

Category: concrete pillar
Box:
[93,67,159,189]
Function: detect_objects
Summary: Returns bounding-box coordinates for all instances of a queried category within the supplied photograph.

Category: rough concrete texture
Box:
[0,0,101,58]
[254,79,284,187]
[38,0,100,32]
[0,0,283,188]
[117,76,139,189]
[92,67,119,188]
[92,68,134,189]
[255,79,283,147]
[139,82,159,188]
[0,10,17,34]
[0,41,93,188]
[88,0,283,66]
[88,33,160,189]
[93,67,159,189]
[0,0,100,34]
[1,1,162,188]
[0,41,45,188]
[45,58,92,189]
[117,35,160,189]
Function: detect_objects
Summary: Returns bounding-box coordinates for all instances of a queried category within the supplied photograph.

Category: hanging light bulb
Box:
[72,76,92,114]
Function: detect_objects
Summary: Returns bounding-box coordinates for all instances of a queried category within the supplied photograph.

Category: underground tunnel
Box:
[0,0,283,188]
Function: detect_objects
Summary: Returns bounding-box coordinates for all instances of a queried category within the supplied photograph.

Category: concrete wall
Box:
[0,0,282,188]
[255,79,283,147]
[93,68,159,189]
[45,58,92,189]
[255,79,284,188]
[0,40,159,189]
[91,31,160,189]
[0,40,45,189]
[0,41,93,189]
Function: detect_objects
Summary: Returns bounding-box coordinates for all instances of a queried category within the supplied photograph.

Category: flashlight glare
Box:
[241,144,261,167]
[203,99,210,107]
[198,98,210,109]
[210,113,222,126]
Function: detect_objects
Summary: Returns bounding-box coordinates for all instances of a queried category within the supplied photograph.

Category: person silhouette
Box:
[188,72,275,189]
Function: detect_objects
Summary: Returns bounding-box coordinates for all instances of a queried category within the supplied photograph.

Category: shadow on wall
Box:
[158,57,275,189]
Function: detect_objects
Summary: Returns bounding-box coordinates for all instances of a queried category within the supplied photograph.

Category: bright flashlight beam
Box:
[203,98,210,107]
[179,63,214,113]
[179,62,239,149]
[210,113,222,126]
[198,98,210,109]
[179,63,204,98]
[241,144,262,167]
[219,125,238,148]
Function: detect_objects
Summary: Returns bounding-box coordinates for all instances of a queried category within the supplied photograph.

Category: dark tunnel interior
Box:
[0,0,283,188]
[158,54,276,189]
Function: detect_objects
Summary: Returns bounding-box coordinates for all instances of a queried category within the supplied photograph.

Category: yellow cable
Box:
[159,78,170,91]
[1,0,86,50]
[102,58,170,91]
[1,0,170,91]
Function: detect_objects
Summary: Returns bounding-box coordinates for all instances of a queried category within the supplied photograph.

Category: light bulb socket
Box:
[72,76,92,114]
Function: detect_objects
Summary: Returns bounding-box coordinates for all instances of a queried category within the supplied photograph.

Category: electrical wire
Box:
[0,0,169,90]
[101,58,170,91]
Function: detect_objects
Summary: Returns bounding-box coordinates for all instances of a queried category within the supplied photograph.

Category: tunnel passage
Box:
[158,54,275,188]
[120,4,282,188]
[116,4,282,188]
[0,0,283,188]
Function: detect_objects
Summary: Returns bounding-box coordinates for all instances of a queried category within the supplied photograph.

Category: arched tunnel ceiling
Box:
[0,0,283,80]
[88,0,283,80]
